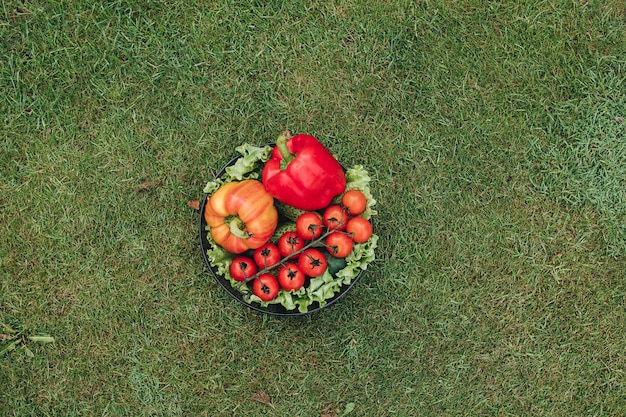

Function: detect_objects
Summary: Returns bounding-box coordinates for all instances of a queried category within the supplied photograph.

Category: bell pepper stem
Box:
[276,132,295,164]
[228,217,250,239]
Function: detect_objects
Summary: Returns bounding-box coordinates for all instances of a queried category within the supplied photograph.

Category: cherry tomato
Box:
[277,263,306,291]
[346,216,373,243]
[325,232,354,258]
[278,231,305,259]
[297,248,328,277]
[322,205,348,231]
[253,243,281,269]
[341,189,367,216]
[228,256,258,282]
[295,212,323,240]
[252,273,280,301]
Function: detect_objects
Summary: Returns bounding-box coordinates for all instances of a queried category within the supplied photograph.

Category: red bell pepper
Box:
[262,132,346,210]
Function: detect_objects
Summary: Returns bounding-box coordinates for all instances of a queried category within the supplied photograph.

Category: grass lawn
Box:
[1,0,625,415]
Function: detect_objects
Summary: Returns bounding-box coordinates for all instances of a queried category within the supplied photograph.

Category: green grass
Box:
[2,0,625,415]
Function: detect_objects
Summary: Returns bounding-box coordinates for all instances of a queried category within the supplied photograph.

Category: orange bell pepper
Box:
[204,180,278,254]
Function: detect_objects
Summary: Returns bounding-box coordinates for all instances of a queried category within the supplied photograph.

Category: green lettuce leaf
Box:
[225,143,273,180]
[205,234,236,279]
[203,143,272,194]
[336,234,379,281]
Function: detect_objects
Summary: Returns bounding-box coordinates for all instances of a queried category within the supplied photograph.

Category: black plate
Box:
[198,149,366,316]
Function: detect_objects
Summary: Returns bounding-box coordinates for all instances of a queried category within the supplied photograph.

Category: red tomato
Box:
[346,216,373,243]
[297,248,328,277]
[228,256,258,282]
[277,263,306,291]
[325,232,354,258]
[341,189,367,216]
[278,231,305,259]
[252,273,280,301]
[295,212,323,240]
[323,205,348,231]
[253,243,281,269]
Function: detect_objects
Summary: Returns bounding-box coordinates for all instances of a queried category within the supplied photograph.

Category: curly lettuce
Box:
[203,143,272,194]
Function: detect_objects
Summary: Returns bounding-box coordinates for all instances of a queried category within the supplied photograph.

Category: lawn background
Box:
[1,0,625,416]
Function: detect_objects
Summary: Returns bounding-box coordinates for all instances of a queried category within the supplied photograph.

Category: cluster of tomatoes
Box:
[228,189,373,302]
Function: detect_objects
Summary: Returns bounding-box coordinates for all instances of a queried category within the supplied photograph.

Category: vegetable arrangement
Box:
[202,132,378,313]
